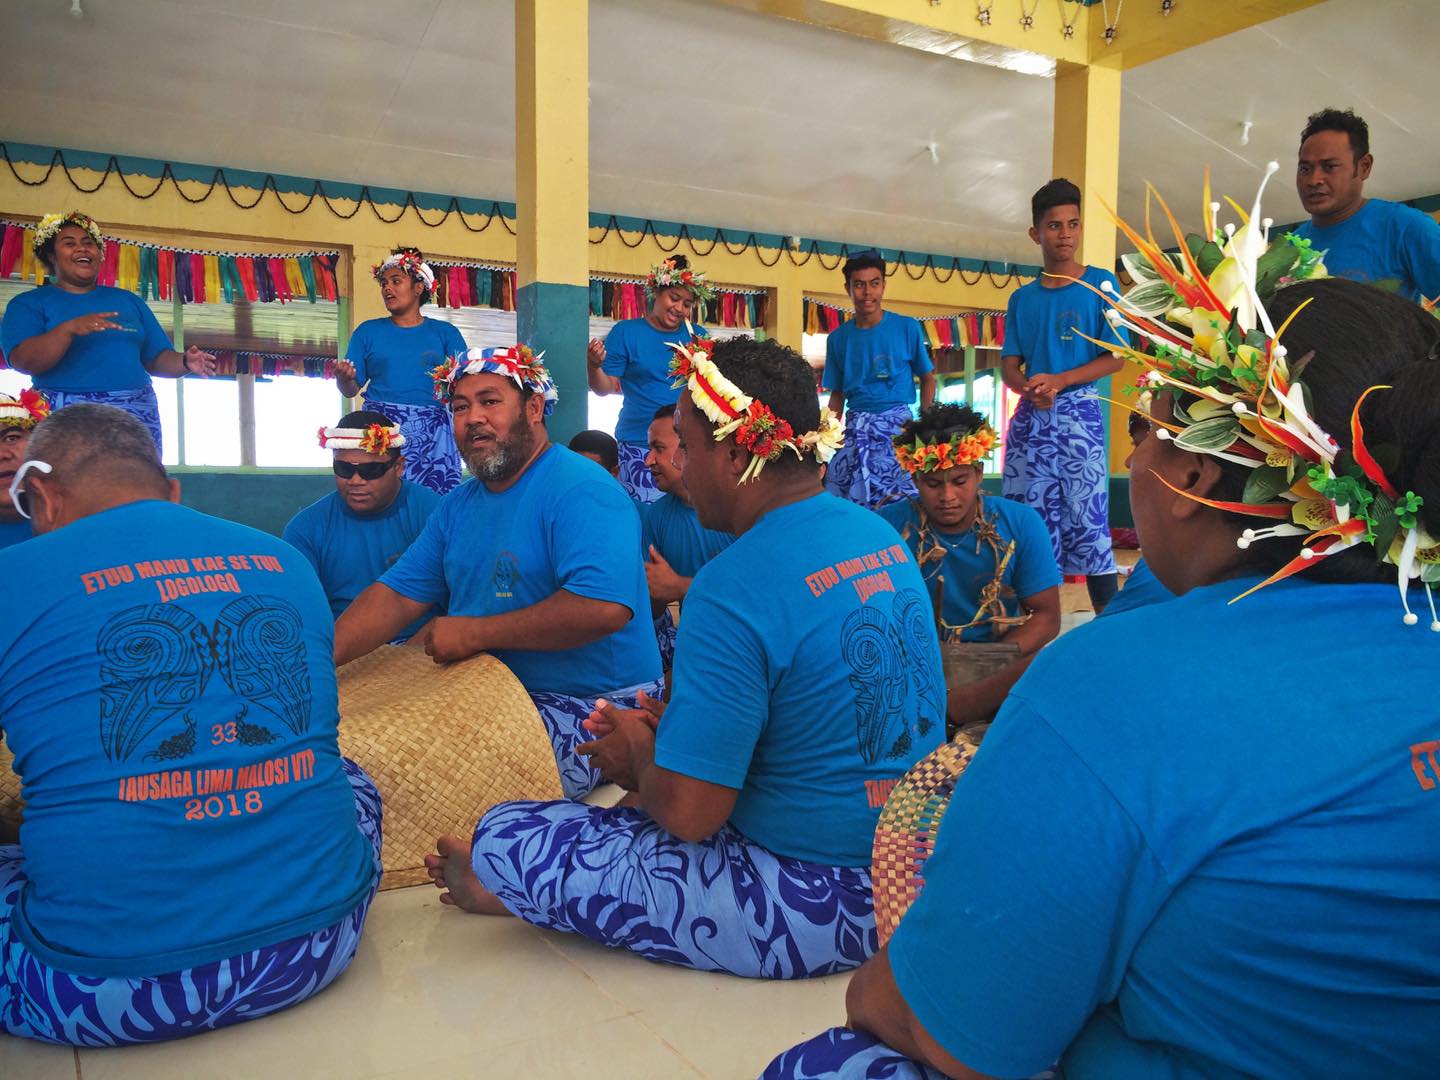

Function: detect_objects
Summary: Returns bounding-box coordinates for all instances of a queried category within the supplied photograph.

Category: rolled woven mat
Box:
[338,645,563,889]
[870,737,978,946]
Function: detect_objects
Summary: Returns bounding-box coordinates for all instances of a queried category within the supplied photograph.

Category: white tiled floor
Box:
[0,884,848,1080]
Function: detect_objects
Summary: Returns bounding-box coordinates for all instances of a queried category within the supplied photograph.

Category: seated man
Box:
[424,337,946,979]
[283,410,441,642]
[567,428,621,477]
[640,403,735,669]
[335,345,661,799]
[0,389,49,548]
[0,404,380,1047]
[880,404,1060,735]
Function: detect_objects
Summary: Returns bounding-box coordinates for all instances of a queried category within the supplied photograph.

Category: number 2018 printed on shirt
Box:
[185,791,264,820]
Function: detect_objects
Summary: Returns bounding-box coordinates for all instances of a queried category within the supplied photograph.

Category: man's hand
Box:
[582,692,666,739]
[1025,373,1067,406]
[333,359,357,382]
[184,345,218,377]
[421,616,483,664]
[577,706,656,791]
[586,338,606,369]
[645,545,690,604]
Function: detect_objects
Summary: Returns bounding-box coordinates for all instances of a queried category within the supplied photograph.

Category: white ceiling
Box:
[1,0,1436,265]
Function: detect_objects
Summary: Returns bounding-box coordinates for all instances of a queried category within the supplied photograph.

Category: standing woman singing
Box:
[0,211,217,455]
[335,248,467,495]
[587,255,711,502]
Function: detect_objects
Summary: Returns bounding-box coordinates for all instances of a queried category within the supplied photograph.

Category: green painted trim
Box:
[517,281,590,444]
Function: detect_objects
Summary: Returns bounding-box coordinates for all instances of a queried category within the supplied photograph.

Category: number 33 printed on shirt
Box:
[97,595,313,764]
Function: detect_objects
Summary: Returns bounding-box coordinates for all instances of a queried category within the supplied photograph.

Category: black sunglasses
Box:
[333,459,397,481]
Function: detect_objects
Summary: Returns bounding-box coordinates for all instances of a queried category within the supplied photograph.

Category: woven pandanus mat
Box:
[870,737,978,946]
[0,647,563,889]
[337,646,562,888]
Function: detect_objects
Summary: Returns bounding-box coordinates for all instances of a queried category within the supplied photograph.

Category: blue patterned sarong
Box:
[762,1028,949,1079]
[824,406,917,510]
[0,759,382,1047]
[528,679,666,799]
[48,387,163,457]
[471,800,875,979]
[653,609,677,671]
[763,1027,1057,1079]
[1002,393,1116,577]
[616,442,661,503]
[366,397,461,496]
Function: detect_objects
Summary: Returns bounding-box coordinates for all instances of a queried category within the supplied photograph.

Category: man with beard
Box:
[422,337,945,981]
[334,345,661,799]
[640,403,734,670]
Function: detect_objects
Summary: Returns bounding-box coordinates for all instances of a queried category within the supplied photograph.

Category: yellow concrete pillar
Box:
[771,260,805,351]
[350,245,393,329]
[1052,57,1131,479]
[1052,58,1121,272]
[515,0,591,441]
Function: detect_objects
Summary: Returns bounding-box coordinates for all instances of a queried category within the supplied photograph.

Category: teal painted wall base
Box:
[517,280,590,445]
[176,470,333,537]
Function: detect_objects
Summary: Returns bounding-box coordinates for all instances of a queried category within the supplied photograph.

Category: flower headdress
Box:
[647,258,715,303]
[1081,161,1437,628]
[317,422,405,455]
[371,250,436,297]
[33,211,104,257]
[430,345,557,416]
[668,330,844,484]
[893,418,998,475]
[0,390,50,430]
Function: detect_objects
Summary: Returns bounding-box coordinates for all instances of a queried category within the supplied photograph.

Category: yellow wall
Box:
[0,161,1028,346]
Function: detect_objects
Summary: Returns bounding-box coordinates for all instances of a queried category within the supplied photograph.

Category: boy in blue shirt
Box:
[822,250,935,509]
[880,404,1060,736]
[640,404,735,670]
[1294,107,1440,303]
[424,337,944,980]
[334,346,661,799]
[1001,179,1125,612]
[0,404,380,1047]
[283,410,440,641]
[334,247,468,495]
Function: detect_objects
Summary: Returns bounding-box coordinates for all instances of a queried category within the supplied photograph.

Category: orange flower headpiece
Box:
[317,422,406,454]
[0,389,50,430]
[648,258,715,303]
[893,420,998,475]
[668,329,843,484]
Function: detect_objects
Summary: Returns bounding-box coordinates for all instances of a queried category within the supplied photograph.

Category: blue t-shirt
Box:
[822,312,933,414]
[0,284,171,392]
[655,493,945,866]
[0,518,32,549]
[282,481,441,639]
[1098,556,1175,619]
[381,445,659,696]
[346,316,468,406]
[1002,266,1126,382]
[888,578,1440,1078]
[641,492,734,579]
[1293,198,1440,303]
[0,501,376,977]
[601,318,708,445]
[880,495,1060,641]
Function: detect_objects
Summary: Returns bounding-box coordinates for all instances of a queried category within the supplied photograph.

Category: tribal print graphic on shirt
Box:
[97,595,312,763]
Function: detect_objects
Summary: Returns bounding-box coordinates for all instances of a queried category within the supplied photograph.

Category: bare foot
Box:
[423,834,512,916]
